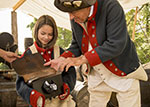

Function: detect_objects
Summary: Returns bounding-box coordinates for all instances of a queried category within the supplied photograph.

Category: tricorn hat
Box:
[54,0,96,12]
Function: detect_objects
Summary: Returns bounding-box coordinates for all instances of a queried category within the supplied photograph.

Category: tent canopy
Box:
[0,0,150,30]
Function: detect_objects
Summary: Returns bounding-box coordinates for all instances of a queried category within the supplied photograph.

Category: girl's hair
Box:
[33,15,58,49]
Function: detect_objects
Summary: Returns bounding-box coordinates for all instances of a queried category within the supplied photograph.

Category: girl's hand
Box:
[44,57,65,71]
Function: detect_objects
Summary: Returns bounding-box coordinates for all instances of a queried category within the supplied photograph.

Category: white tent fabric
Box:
[118,0,150,9]
[0,0,150,29]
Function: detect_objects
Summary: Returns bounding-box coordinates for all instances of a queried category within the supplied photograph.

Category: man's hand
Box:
[60,55,88,71]
[44,55,88,72]
[0,49,19,63]
[3,51,19,62]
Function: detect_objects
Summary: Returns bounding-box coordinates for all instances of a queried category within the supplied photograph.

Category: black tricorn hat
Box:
[54,0,96,12]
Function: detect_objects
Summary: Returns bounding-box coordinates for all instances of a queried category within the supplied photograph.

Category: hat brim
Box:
[54,0,95,12]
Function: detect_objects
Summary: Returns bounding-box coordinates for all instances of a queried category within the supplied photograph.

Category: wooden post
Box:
[11,11,18,53]
[11,0,26,53]
[132,7,138,41]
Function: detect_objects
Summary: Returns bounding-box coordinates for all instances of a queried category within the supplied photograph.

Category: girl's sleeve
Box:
[16,75,33,104]
[60,47,76,91]
[62,67,76,91]
[16,49,33,104]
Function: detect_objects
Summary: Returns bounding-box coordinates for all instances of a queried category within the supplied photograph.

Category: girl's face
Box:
[38,25,53,46]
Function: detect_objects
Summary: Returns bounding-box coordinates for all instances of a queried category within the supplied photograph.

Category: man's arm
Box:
[44,55,88,72]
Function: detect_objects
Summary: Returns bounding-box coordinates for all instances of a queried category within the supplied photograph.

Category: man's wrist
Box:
[59,56,65,60]
[81,55,88,64]
[0,49,6,58]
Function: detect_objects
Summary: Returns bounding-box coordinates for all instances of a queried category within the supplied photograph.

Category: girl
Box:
[16,15,76,107]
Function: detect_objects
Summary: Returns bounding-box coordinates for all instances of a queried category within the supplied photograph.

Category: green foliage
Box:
[56,27,72,49]
[0,63,10,70]
[26,18,37,38]
[126,3,150,64]
[27,18,37,31]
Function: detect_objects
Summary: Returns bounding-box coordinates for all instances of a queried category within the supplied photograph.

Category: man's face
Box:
[68,7,91,23]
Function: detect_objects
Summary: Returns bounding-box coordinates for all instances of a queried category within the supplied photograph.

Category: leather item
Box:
[12,53,57,82]
[32,74,63,98]
[12,53,63,98]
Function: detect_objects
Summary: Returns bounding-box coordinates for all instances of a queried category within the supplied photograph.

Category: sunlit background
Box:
[0,9,33,53]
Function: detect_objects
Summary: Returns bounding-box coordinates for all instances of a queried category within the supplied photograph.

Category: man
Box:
[45,0,148,106]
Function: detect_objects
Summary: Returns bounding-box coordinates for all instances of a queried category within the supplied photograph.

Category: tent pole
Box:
[11,11,18,53]
[13,0,26,11]
[11,0,26,53]
[132,7,138,41]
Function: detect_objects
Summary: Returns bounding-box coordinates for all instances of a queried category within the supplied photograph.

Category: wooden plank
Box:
[0,69,15,72]
[13,0,26,11]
